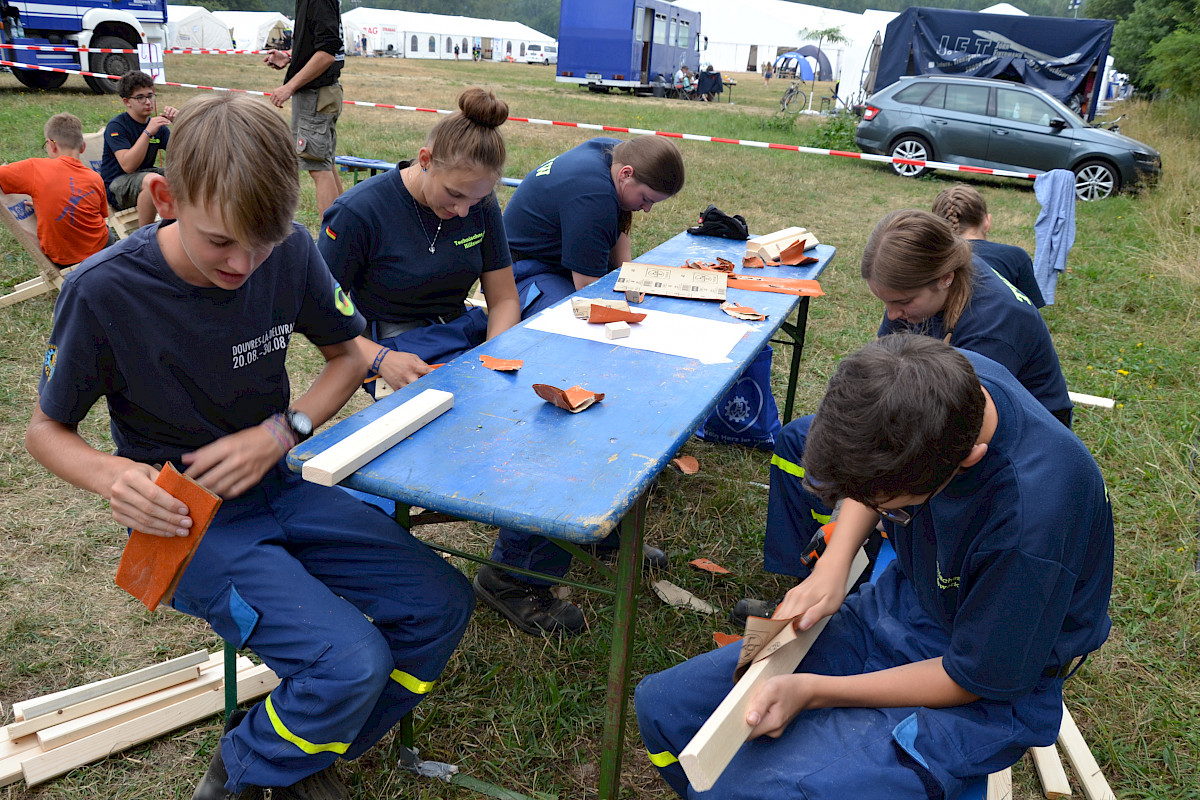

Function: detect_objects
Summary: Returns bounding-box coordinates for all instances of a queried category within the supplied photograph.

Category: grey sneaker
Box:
[474,565,586,636]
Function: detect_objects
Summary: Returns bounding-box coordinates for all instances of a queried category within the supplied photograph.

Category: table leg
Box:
[776,296,810,425]
[598,493,646,800]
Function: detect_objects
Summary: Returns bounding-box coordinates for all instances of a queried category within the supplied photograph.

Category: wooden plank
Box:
[678,548,870,791]
[746,226,805,250]
[1060,700,1113,800]
[1030,744,1073,798]
[6,667,202,739]
[21,663,280,787]
[1068,391,1115,409]
[986,767,1013,800]
[302,388,454,486]
[12,650,210,721]
[1057,703,1115,800]
[36,657,251,751]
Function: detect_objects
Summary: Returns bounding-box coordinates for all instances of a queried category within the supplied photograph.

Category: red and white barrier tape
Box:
[0,42,139,53]
[0,43,273,55]
[1,59,1039,181]
[165,48,272,55]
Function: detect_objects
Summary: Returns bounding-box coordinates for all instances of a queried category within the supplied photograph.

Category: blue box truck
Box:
[556,0,703,93]
[1,0,166,93]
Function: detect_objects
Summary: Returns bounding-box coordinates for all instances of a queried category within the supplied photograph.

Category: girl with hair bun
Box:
[932,184,1045,307]
[318,87,520,393]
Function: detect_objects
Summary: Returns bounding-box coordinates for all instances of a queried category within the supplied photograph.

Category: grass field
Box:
[2,56,1198,799]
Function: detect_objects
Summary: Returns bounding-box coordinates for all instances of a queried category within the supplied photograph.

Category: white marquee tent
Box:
[166,5,234,50]
[211,10,293,50]
[675,0,900,106]
[341,8,553,61]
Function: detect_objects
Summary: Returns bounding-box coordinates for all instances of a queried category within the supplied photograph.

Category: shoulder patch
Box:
[334,285,355,317]
[324,225,337,241]
[43,345,58,380]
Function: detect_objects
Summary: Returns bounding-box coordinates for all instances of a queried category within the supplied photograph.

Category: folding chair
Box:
[0,191,76,308]
[82,128,157,240]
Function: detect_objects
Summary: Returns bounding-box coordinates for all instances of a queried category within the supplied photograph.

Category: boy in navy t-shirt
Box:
[636,334,1114,799]
[100,70,176,228]
[27,93,473,800]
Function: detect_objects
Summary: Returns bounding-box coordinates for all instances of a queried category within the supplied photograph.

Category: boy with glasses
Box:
[100,70,178,228]
[636,334,1114,800]
[0,112,112,266]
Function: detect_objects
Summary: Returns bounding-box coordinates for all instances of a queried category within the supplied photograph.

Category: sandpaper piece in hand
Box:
[672,455,700,474]
[571,296,630,319]
[588,303,647,325]
[727,275,824,297]
[720,301,767,321]
[652,580,717,615]
[533,383,605,413]
[733,615,798,681]
[713,632,744,647]
[689,557,730,575]
[115,462,222,612]
[742,256,765,269]
[480,354,523,371]
[777,239,820,266]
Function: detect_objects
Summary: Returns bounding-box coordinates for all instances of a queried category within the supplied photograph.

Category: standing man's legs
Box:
[291,84,344,218]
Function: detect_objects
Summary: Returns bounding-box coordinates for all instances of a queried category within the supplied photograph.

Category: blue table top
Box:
[288,232,834,543]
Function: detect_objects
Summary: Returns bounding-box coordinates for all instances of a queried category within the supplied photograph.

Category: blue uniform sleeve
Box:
[944,544,1077,700]
[559,191,619,278]
[36,278,122,426]
[295,228,367,346]
[318,205,372,295]
[480,193,511,273]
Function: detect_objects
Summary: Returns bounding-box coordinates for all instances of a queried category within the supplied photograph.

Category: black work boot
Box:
[729,597,779,629]
[473,565,586,636]
[191,711,264,800]
[273,764,350,800]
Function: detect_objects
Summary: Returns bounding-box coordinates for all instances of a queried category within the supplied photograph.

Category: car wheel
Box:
[11,68,70,90]
[84,35,139,94]
[889,135,933,178]
[1073,160,1120,201]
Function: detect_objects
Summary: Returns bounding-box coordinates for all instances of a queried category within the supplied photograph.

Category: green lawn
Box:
[1,56,1198,799]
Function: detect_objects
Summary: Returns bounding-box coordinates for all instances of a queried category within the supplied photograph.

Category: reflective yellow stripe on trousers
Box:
[391,668,435,695]
[769,454,831,524]
[265,694,351,755]
[646,748,679,768]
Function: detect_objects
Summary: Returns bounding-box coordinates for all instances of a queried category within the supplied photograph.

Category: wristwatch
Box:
[284,408,313,443]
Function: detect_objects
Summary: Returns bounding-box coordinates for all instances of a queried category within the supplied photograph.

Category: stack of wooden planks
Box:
[1,648,279,789]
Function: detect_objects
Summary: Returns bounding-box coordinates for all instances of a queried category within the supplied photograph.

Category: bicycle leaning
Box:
[780,80,807,113]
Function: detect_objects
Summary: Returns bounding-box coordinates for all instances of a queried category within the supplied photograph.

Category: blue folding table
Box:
[287,231,834,798]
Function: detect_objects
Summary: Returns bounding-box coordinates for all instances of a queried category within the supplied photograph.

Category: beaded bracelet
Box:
[262,413,297,454]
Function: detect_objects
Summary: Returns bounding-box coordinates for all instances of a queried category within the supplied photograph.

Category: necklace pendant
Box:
[428,244,436,254]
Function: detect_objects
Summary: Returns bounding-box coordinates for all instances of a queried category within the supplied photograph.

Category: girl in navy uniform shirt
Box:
[318,87,520,394]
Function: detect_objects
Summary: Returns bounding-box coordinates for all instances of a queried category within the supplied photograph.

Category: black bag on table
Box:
[687,205,749,240]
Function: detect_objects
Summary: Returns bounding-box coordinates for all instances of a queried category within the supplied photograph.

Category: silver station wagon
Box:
[855,74,1161,200]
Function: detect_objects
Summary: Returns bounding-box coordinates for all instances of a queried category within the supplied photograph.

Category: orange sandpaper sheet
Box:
[480,354,524,371]
[727,275,824,297]
[588,304,647,325]
[115,463,222,612]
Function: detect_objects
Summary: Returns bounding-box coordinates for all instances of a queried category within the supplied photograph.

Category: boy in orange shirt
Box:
[0,113,112,267]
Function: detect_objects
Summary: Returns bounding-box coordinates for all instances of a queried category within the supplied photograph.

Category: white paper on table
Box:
[524,300,750,364]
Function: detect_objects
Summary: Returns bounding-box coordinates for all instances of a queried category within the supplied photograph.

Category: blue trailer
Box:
[556,0,703,93]
[1,0,166,93]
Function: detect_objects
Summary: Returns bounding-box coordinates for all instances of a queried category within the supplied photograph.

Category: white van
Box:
[521,43,558,65]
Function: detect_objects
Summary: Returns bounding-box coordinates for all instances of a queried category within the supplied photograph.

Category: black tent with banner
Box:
[874,7,1113,120]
